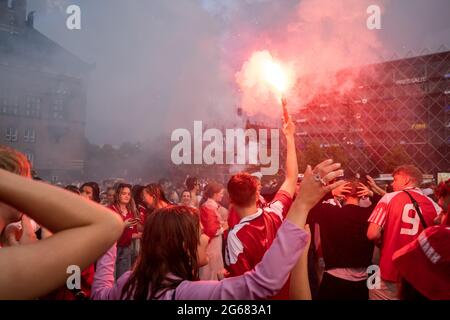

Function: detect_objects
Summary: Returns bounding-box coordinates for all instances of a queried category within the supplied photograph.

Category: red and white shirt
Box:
[368,188,442,282]
[225,190,293,276]
[200,199,223,240]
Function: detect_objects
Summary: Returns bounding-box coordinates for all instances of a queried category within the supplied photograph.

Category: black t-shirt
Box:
[308,194,381,270]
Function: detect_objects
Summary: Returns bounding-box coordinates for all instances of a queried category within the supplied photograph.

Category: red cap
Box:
[393,225,450,300]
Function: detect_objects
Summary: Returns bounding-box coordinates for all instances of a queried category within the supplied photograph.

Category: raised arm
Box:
[0,169,124,299]
[290,224,312,300]
[279,115,298,197]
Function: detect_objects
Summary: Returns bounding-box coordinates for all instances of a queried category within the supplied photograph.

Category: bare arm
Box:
[366,175,386,197]
[290,224,312,300]
[0,169,124,299]
[279,115,298,197]
[367,222,382,241]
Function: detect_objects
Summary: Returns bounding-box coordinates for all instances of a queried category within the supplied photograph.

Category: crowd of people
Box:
[0,115,449,300]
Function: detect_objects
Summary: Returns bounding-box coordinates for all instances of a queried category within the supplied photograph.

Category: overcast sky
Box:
[28,0,450,145]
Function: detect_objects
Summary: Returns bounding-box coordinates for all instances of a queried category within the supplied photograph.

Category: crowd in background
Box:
[0,116,448,301]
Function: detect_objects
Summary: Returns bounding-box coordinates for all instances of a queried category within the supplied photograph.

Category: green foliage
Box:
[383,144,412,173]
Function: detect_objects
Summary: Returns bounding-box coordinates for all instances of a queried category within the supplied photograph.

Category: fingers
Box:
[313,159,333,174]
[21,215,34,233]
[304,224,311,235]
[325,180,346,193]
[315,161,342,180]
[322,168,344,184]
[304,165,313,177]
[8,235,20,246]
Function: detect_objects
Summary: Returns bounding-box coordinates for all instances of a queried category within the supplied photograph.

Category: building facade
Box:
[0,0,90,182]
[292,50,450,176]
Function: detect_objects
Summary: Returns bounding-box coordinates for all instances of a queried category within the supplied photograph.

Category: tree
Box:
[297,141,326,172]
[383,144,412,173]
[326,145,349,168]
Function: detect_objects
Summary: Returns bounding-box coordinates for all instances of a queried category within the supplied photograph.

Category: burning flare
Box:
[236,50,295,118]
[262,58,289,95]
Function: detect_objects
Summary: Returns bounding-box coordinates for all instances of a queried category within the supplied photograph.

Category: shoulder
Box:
[378,191,405,206]
[271,190,293,203]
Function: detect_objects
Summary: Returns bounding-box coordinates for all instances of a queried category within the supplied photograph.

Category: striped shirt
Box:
[368,188,441,282]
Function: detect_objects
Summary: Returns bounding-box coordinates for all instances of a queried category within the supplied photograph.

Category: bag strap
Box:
[403,190,428,229]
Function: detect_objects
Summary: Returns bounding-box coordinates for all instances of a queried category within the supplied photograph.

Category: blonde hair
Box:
[0,146,31,177]
[393,165,422,186]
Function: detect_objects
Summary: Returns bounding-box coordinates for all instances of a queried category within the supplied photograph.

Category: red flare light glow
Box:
[236,50,295,119]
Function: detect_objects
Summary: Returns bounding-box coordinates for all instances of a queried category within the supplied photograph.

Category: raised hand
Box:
[289,160,345,228]
[332,182,352,197]
[124,218,138,228]
[366,175,386,196]
[2,215,38,246]
[282,114,295,138]
[357,183,373,198]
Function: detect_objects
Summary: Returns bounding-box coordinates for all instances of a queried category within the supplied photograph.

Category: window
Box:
[52,97,65,120]
[5,127,18,142]
[24,128,36,143]
[25,97,41,118]
[0,96,19,116]
[10,97,19,115]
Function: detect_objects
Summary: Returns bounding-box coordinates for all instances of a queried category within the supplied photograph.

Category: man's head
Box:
[106,187,116,205]
[186,177,199,192]
[342,179,362,205]
[227,173,259,208]
[435,179,450,212]
[391,165,423,192]
[0,146,31,178]
[0,146,32,230]
[158,178,171,190]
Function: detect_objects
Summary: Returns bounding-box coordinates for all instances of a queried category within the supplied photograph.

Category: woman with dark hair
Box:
[141,183,170,214]
[65,185,81,195]
[132,184,147,223]
[80,182,101,203]
[185,177,200,208]
[108,183,140,279]
[199,182,227,280]
[92,160,345,300]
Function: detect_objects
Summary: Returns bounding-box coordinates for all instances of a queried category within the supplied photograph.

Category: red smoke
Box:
[234,0,383,119]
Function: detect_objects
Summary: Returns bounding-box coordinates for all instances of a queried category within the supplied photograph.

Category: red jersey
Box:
[368,188,441,282]
[227,195,267,231]
[108,205,137,248]
[200,199,222,239]
[225,190,292,274]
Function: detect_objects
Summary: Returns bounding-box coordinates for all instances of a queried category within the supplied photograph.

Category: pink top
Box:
[91,220,309,300]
